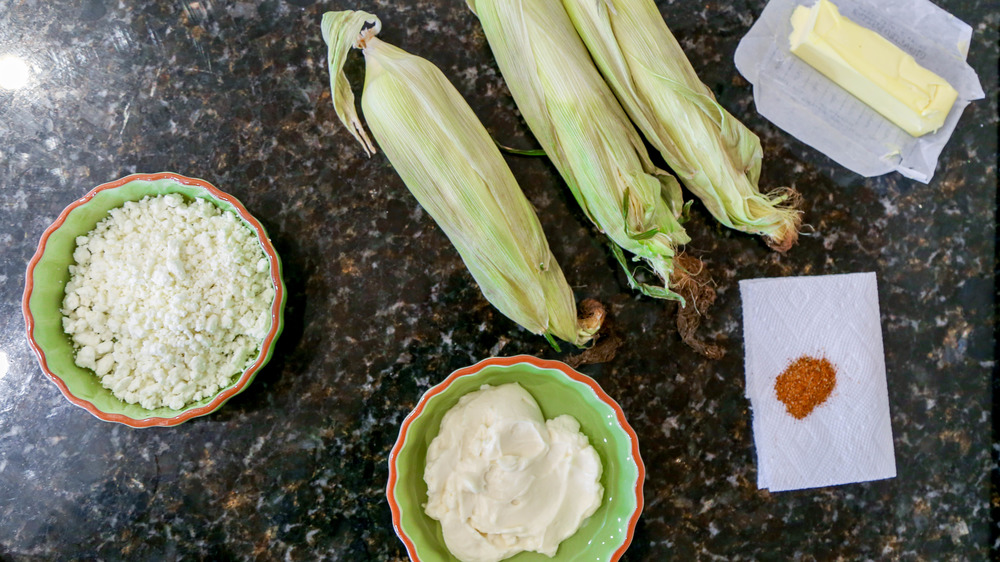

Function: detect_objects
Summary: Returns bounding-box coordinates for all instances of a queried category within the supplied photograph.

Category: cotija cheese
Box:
[61,193,274,410]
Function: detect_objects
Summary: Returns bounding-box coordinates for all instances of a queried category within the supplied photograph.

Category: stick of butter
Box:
[789,0,958,137]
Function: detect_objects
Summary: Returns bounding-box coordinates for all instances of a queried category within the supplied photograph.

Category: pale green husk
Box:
[562,0,801,251]
[467,0,692,301]
[321,10,601,347]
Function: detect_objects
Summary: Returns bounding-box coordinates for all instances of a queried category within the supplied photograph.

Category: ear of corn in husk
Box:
[562,0,801,252]
[467,0,693,302]
[320,10,603,348]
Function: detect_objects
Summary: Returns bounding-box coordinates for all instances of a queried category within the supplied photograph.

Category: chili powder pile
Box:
[775,355,836,419]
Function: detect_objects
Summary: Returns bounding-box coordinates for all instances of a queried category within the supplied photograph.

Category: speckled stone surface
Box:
[0,0,995,560]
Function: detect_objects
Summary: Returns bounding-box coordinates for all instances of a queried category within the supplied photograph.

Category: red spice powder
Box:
[775,355,837,419]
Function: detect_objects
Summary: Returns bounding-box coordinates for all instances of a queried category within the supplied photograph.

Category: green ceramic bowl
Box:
[22,172,287,427]
[387,355,644,561]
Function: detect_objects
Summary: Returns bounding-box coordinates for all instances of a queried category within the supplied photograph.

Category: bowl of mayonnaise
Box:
[387,355,644,562]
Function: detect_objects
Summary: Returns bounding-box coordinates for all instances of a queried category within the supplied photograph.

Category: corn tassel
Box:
[467,0,693,302]
[562,0,801,251]
[321,10,602,347]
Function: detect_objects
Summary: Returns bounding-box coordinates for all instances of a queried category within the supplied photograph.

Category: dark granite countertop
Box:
[0,0,996,560]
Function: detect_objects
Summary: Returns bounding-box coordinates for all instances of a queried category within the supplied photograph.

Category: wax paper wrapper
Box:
[734,0,984,183]
[740,272,896,492]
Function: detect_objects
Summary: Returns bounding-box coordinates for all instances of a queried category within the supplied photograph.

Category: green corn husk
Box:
[321,10,602,348]
[467,0,693,302]
[562,0,802,251]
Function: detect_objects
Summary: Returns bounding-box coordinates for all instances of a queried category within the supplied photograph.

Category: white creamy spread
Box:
[423,383,603,562]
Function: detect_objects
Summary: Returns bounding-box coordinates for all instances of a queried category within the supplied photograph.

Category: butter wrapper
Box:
[735,0,984,183]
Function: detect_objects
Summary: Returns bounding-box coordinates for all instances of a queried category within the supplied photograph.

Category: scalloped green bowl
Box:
[387,355,645,561]
[22,172,287,427]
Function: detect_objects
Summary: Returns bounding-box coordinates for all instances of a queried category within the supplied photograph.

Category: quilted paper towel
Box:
[740,272,896,492]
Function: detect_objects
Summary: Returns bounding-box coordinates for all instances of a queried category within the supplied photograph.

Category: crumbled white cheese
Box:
[62,193,274,410]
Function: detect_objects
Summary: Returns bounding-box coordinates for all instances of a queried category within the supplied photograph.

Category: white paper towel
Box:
[740,272,896,492]
[734,0,985,183]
